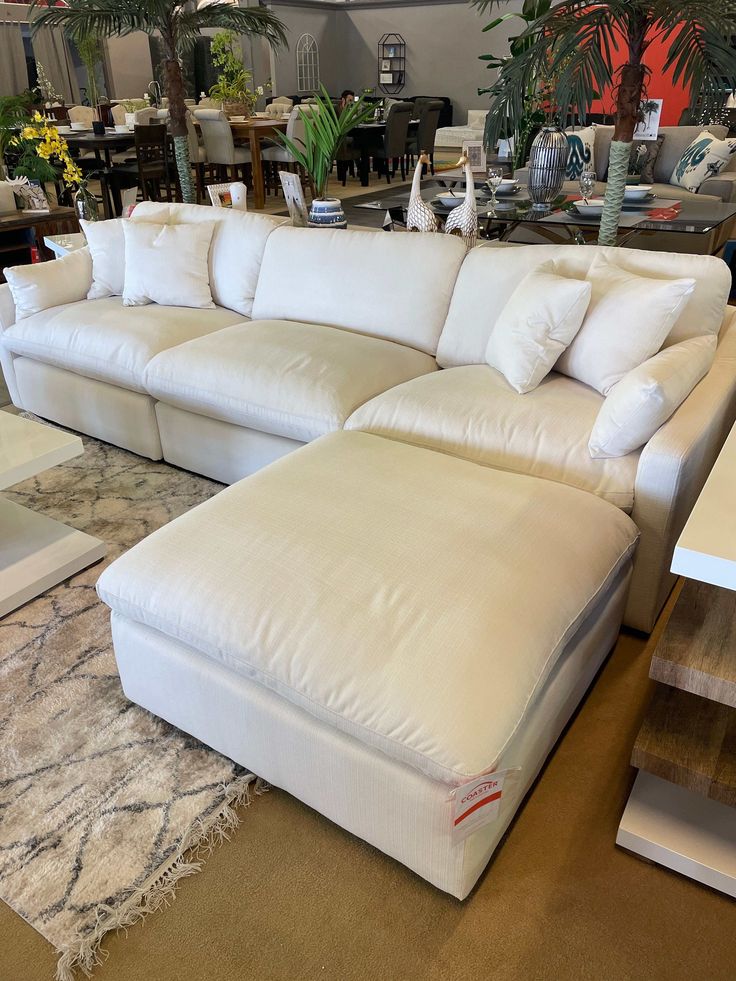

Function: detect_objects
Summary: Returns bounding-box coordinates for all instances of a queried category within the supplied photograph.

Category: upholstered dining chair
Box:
[261,105,313,196]
[408,99,443,174]
[67,105,95,127]
[110,103,127,125]
[193,109,251,185]
[157,109,209,201]
[370,102,413,183]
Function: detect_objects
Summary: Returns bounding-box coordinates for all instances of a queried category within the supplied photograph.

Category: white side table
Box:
[42,232,86,259]
[0,413,106,618]
[617,421,736,897]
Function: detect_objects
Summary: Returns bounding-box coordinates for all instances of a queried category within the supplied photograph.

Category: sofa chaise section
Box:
[97,430,639,899]
[348,242,736,632]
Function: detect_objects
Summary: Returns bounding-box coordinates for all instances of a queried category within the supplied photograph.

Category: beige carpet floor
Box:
[3,574,736,980]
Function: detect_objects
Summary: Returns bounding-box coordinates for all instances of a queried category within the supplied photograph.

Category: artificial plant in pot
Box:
[473,0,736,245]
[209,29,263,118]
[275,87,375,228]
[30,0,287,205]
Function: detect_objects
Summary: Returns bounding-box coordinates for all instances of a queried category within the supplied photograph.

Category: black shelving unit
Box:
[377,33,406,95]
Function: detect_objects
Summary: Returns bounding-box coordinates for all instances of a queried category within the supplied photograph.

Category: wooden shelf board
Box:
[650,579,736,708]
[632,683,736,807]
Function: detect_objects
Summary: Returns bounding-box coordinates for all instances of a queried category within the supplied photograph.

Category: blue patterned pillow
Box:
[565,126,596,180]
[670,130,736,192]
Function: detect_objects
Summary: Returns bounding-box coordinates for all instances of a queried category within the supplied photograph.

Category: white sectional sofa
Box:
[3,206,736,898]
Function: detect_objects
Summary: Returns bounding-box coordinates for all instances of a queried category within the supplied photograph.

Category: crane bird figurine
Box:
[406,152,439,233]
[443,153,478,250]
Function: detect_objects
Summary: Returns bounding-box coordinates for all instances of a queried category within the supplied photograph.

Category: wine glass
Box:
[578,169,596,205]
[487,165,504,211]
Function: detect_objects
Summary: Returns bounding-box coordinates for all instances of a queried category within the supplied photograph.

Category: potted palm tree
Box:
[30,0,287,204]
[76,32,105,134]
[275,87,375,228]
[473,0,736,245]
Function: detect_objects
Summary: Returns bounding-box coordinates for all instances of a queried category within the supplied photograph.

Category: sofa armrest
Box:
[627,315,736,631]
[0,284,16,332]
[699,171,736,203]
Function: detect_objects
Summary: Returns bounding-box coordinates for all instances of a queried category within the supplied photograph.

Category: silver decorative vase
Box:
[528,126,569,210]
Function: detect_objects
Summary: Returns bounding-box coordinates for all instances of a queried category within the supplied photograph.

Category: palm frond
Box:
[177,5,288,51]
[29,0,167,39]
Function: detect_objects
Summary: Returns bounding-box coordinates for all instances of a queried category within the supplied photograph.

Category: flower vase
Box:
[307,198,347,229]
[73,185,99,222]
[527,126,569,210]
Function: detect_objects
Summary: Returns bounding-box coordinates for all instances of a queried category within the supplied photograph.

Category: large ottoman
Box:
[97,431,639,899]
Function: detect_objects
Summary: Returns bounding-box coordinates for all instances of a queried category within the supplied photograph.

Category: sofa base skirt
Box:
[155,402,305,485]
[13,357,162,460]
[109,560,631,900]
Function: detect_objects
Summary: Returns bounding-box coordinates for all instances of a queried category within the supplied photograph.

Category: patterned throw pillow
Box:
[670,131,736,192]
[628,136,665,183]
[565,126,596,180]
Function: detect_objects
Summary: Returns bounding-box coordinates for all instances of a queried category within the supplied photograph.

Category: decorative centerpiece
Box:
[209,30,264,118]
[527,126,569,209]
[275,86,375,229]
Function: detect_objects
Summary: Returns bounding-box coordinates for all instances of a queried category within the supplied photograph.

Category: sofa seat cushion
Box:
[143,319,437,442]
[346,365,640,510]
[2,297,244,393]
[97,430,638,785]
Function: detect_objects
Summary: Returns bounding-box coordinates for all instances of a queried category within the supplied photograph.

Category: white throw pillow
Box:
[565,126,596,180]
[555,254,695,395]
[670,130,736,192]
[485,263,592,393]
[3,248,92,321]
[81,217,125,299]
[122,220,216,308]
[589,334,717,458]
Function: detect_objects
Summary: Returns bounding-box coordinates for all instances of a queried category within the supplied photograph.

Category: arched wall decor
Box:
[296,33,319,93]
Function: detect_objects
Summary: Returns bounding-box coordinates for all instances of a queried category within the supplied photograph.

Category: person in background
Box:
[339,90,355,112]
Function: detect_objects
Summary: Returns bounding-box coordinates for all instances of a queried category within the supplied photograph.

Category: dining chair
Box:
[110,103,127,125]
[193,109,251,186]
[407,99,443,174]
[107,123,175,214]
[157,108,209,201]
[369,102,413,183]
[261,105,312,196]
[133,107,158,126]
[67,105,95,128]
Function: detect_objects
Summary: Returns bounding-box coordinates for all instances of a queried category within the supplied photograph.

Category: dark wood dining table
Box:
[194,117,288,211]
[63,130,136,169]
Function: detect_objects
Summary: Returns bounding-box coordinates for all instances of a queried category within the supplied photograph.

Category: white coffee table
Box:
[0,412,106,618]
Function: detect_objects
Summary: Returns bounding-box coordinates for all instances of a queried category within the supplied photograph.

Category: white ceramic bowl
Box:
[114,124,130,133]
[56,126,72,134]
[624,184,653,201]
[573,198,606,217]
[70,122,88,131]
[436,192,464,208]
[229,115,246,122]
[495,179,519,196]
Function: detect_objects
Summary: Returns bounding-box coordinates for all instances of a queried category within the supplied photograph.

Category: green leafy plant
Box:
[208,29,263,110]
[30,0,287,204]
[120,98,148,113]
[477,0,552,169]
[0,94,35,178]
[471,0,736,245]
[76,32,104,115]
[274,86,375,201]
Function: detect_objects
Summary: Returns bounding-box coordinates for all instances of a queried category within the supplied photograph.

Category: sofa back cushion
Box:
[252,226,466,355]
[130,202,284,317]
[436,243,731,368]
[655,124,728,182]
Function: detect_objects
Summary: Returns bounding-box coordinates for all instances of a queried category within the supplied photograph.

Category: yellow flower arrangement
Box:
[12,111,84,187]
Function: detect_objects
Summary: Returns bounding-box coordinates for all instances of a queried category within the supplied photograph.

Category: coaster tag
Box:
[451,768,518,843]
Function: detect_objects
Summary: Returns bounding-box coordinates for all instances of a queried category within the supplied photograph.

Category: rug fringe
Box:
[55,774,268,981]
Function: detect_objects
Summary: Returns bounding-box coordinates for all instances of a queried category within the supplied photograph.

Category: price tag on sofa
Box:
[451,768,518,843]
